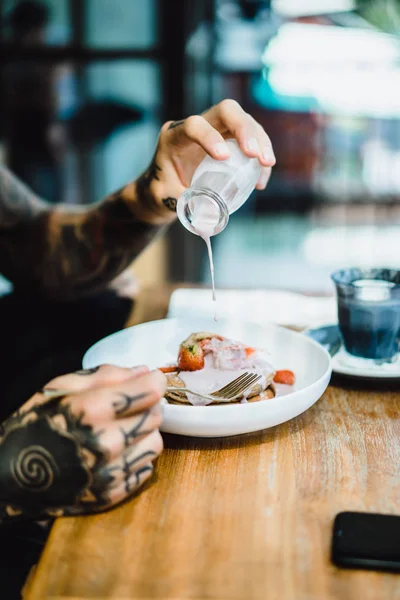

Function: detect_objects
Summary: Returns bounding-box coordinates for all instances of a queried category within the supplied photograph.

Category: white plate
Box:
[82,318,332,438]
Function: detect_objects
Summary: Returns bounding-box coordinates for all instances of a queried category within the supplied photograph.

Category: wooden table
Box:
[24,286,400,600]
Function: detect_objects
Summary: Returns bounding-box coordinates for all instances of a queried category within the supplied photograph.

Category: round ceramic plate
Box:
[306,324,400,379]
[82,318,332,438]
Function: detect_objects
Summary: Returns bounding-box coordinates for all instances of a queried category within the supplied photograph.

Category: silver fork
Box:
[166,372,262,402]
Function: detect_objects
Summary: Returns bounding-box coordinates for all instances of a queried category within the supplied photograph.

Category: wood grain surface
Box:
[24,286,400,600]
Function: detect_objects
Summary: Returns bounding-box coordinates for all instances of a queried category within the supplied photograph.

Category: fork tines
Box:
[211,372,261,399]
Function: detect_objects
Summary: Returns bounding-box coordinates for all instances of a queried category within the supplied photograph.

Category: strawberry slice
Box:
[178,342,204,371]
[158,366,178,373]
[273,370,295,385]
[245,347,256,358]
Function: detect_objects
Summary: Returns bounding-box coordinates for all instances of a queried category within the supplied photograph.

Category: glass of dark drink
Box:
[331,268,400,362]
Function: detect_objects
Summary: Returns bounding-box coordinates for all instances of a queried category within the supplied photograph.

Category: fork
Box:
[166,372,262,402]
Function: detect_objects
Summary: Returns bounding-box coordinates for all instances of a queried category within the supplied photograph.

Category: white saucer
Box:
[82,317,331,438]
[306,325,400,380]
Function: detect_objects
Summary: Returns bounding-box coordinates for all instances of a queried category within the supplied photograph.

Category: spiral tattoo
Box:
[11,446,58,491]
[0,408,100,519]
[0,385,159,521]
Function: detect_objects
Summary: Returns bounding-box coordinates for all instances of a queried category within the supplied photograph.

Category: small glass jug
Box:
[177,139,261,237]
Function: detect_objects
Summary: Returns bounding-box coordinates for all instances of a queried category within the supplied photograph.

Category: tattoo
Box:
[135,157,161,214]
[0,166,165,299]
[120,411,152,448]
[116,450,156,493]
[0,399,107,520]
[75,367,100,376]
[168,120,184,130]
[162,197,177,212]
[144,159,161,183]
[112,392,149,416]
[0,393,158,521]
[131,465,153,492]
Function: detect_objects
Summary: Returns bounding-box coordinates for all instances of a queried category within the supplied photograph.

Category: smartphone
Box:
[331,511,400,573]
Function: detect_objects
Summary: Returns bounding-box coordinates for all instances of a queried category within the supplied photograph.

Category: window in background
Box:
[86,0,156,49]
[72,0,161,204]
[1,0,195,289]
[255,21,400,202]
[191,0,400,294]
[84,60,161,201]
[1,0,74,203]
[82,1,160,201]
[0,0,162,206]
[2,0,72,43]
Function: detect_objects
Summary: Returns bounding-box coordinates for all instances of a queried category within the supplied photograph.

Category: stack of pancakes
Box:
[164,370,275,405]
[163,331,276,406]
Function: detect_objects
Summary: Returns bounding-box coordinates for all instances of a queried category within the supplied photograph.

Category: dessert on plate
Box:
[159,332,295,406]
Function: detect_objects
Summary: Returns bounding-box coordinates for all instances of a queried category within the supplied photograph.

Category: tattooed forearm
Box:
[135,158,167,219]
[0,164,168,299]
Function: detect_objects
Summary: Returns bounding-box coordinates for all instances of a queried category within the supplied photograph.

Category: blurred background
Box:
[0,0,399,295]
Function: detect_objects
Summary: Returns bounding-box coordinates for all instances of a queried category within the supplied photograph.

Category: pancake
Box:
[161,332,277,406]
[164,370,276,405]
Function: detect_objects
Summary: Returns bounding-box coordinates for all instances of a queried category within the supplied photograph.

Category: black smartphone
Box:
[332,511,400,573]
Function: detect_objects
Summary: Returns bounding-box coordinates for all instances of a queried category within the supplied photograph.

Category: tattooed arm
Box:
[0,365,166,522]
[0,166,172,299]
[0,100,275,299]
